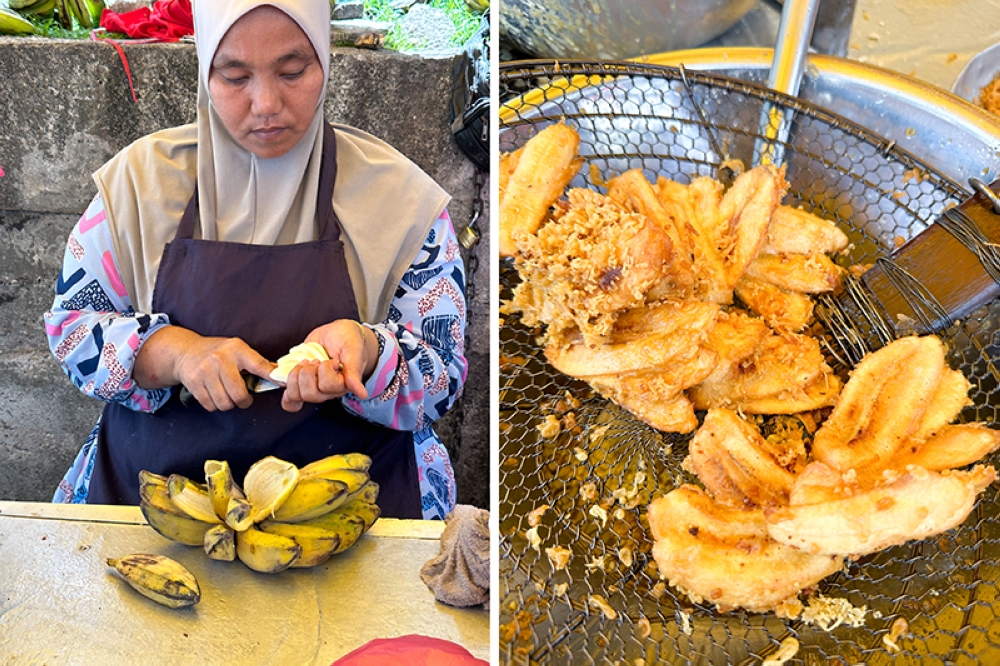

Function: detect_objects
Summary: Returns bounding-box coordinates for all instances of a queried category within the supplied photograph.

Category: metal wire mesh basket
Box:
[498,60,1000,665]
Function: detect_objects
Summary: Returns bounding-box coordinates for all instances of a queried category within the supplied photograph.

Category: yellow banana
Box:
[258,520,342,567]
[297,511,366,554]
[139,481,215,546]
[336,499,381,532]
[299,452,372,477]
[203,524,236,562]
[345,480,380,505]
[244,456,299,523]
[301,467,369,495]
[226,496,255,532]
[270,477,350,522]
[106,553,201,608]
[205,460,246,522]
[167,474,223,524]
[236,525,302,573]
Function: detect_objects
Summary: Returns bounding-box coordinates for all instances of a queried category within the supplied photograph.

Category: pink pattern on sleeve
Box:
[102,251,129,297]
[78,207,106,233]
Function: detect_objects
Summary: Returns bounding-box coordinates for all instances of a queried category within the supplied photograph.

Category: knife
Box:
[178,372,282,408]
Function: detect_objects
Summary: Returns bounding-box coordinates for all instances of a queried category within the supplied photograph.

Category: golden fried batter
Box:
[499,123,583,257]
[510,188,673,341]
[648,485,844,613]
[734,274,815,333]
[689,330,839,414]
[762,206,850,255]
[811,336,946,473]
[744,253,844,294]
[544,300,719,377]
[767,463,996,556]
[608,170,694,299]
[686,409,798,508]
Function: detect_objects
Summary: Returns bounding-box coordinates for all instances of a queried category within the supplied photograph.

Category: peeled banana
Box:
[235,525,302,573]
[107,554,201,608]
[138,450,379,573]
[167,474,223,524]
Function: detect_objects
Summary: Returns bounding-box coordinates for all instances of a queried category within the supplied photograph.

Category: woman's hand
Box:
[134,326,275,412]
[281,319,379,412]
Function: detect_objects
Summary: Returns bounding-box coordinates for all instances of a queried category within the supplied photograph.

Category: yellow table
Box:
[0,501,489,664]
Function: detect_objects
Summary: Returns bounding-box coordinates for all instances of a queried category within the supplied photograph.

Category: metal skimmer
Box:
[498,60,1000,665]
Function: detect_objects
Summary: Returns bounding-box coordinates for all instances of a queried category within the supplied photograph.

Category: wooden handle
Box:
[859,179,1000,336]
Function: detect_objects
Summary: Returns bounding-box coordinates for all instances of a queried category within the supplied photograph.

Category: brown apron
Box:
[87,123,422,518]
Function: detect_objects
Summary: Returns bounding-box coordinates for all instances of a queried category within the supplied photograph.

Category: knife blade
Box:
[178,372,282,408]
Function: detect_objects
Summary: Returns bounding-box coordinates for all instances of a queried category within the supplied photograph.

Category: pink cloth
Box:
[100,0,193,40]
[332,636,487,666]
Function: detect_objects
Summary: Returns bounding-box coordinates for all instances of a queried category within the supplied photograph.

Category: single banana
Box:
[299,453,372,477]
[54,0,71,28]
[167,474,223,524]
[106,554,201,608]
[243,456,300,523]
[204,524,236,562]
[345,480,379,505]
[270,477,350,522]
[8,0,43,10]
[225,496,255,532]
[301,467,369,495]
[235,525,302,573]
[258,520,342,568]
[139,480,215,546]
[269,341,330,384]
[296,511,366,554]
[205,460,245,522]
[336,499,381,532]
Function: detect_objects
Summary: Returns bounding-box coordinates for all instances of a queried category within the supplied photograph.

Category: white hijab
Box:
[93,0,450,323]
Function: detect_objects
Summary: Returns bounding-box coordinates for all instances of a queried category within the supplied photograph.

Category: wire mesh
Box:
[498,60,1000,665]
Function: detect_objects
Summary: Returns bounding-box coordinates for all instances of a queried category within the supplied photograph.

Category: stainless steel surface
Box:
[642,48,1000,191]
[498,59,1000,664]
[952,41,1000,105]
[498,0,758,60]
[0,501,489,663]
[767,0,820,96]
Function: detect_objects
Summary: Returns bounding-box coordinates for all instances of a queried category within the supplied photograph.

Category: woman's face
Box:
[208,6,325,159]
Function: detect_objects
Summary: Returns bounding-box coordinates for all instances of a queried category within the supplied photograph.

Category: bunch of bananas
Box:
[0,0,104,34]
[139,452,381,574]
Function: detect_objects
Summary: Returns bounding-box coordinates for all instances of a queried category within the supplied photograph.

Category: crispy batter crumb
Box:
[590,504,609,527]
[588,594,617,620]
[762,637,799,666]
[883,616,909,653]
[678,609,693,636]
[618,545,633,568]
[651,581,667,598]
[800,595,867,631]
[580,482,599,502]
[636,616,652,640]
[574,447,588,462]
[546,545,572,571]
[528,504,551,527]
[552,582,569,596]
[537,414,561,439]
[525,526,541,552]
[585,554,607,572]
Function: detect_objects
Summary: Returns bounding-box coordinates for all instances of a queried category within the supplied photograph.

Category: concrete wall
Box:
[0,38,490,510]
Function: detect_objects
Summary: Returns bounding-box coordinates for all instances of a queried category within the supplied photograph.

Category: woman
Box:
[43,0,466,520]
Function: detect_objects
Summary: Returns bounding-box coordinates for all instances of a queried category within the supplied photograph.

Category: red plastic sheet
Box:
[99,0,193,41]
[332,635,488,666]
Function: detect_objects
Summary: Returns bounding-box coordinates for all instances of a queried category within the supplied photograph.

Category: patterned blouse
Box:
[45,194,467,520]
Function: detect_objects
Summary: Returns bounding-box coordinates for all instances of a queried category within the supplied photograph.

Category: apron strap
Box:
[172,122,342,243]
